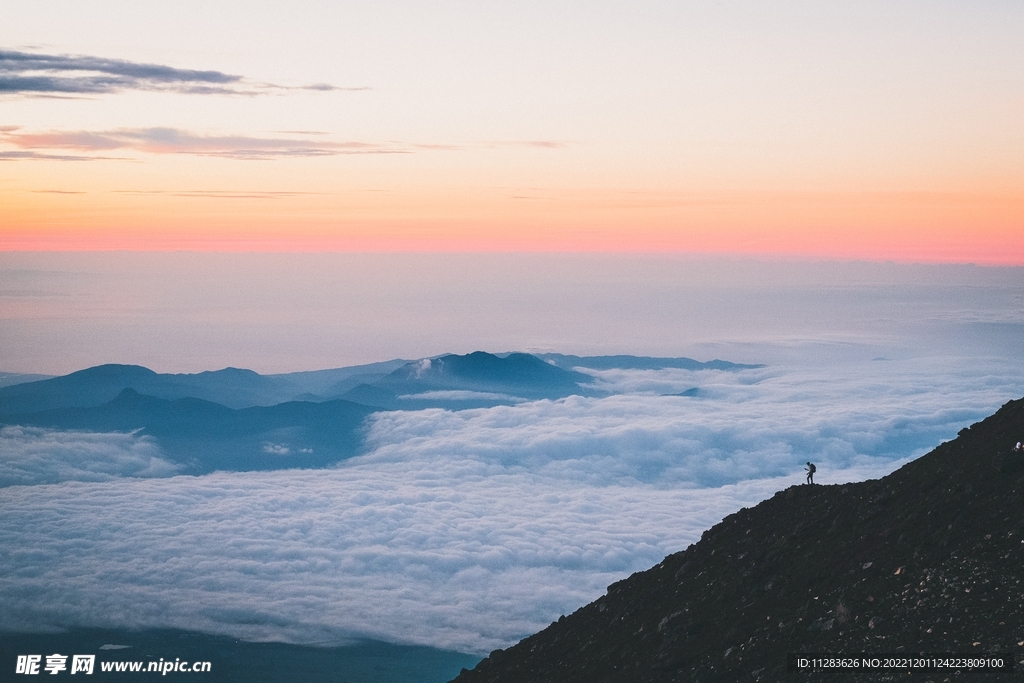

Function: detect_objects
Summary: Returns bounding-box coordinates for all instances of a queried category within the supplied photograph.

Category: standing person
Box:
[805,461,816,485]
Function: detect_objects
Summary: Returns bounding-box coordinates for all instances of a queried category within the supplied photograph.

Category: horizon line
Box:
[1,247,1022,267]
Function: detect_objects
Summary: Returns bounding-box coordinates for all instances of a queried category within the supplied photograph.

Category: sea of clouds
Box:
[0,426,178,487]
[2,352,1024,654]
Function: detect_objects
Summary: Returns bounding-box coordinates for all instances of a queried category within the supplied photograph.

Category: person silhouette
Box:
[805,461,816,485]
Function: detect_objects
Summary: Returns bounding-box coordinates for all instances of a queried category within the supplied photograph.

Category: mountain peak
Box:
[377,351,593,400]
[193,367,262,378]
[66,364,159,380]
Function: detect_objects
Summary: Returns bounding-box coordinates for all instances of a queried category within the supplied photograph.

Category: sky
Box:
[2,1,1023,259]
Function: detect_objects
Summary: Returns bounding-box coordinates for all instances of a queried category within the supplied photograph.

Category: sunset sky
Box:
[4,3,1024,661]
[3,1,1022,260]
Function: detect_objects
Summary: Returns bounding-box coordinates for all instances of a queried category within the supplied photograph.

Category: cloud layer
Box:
[364,357,1018,488]
[0,426,178,487]
[1,355,1022,654]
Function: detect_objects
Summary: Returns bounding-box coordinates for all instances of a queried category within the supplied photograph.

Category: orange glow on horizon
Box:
[2,187,1021,264]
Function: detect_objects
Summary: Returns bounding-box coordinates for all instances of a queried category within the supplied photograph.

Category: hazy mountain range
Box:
[0,352,760,476]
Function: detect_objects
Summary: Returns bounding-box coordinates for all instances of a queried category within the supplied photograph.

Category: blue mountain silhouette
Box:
[0,364,304,413]
[3,388,375,473]
[341,351,597,409]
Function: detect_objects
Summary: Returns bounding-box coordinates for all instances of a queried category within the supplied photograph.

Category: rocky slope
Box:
[451,397,1024,682]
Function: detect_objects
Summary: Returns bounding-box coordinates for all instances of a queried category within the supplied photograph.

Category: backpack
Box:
[809,463,816,474]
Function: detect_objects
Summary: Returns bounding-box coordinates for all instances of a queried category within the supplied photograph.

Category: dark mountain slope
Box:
[452,397,1024,683]
[3,389,376,474]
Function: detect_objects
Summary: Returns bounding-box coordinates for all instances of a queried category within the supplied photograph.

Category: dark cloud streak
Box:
[0,49,357,96]
[0,150,113,162]
[0,49,241,95]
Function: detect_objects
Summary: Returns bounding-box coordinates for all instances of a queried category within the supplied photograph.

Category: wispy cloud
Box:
[0,49,362,97]
[511,140,567,149]
[1,127,405,161]
[0,150,112,162]
[483,140,569,150]
[113,190,324,200]
[0,426,178,487]
[0,122,563,162]
[410,141,569,152]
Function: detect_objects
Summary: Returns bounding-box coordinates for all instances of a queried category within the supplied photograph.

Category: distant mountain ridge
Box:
[0,372,54,389]
[4,388,375,474]
[269,359,412,399]
[0,352,760,476]
[0,352,753,415]
[0,364,299,413]
[0,628,479,683]
[342,352,598,410]
[0,360,416,414]
[383,352,593,395]
[450,397,1024,683]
